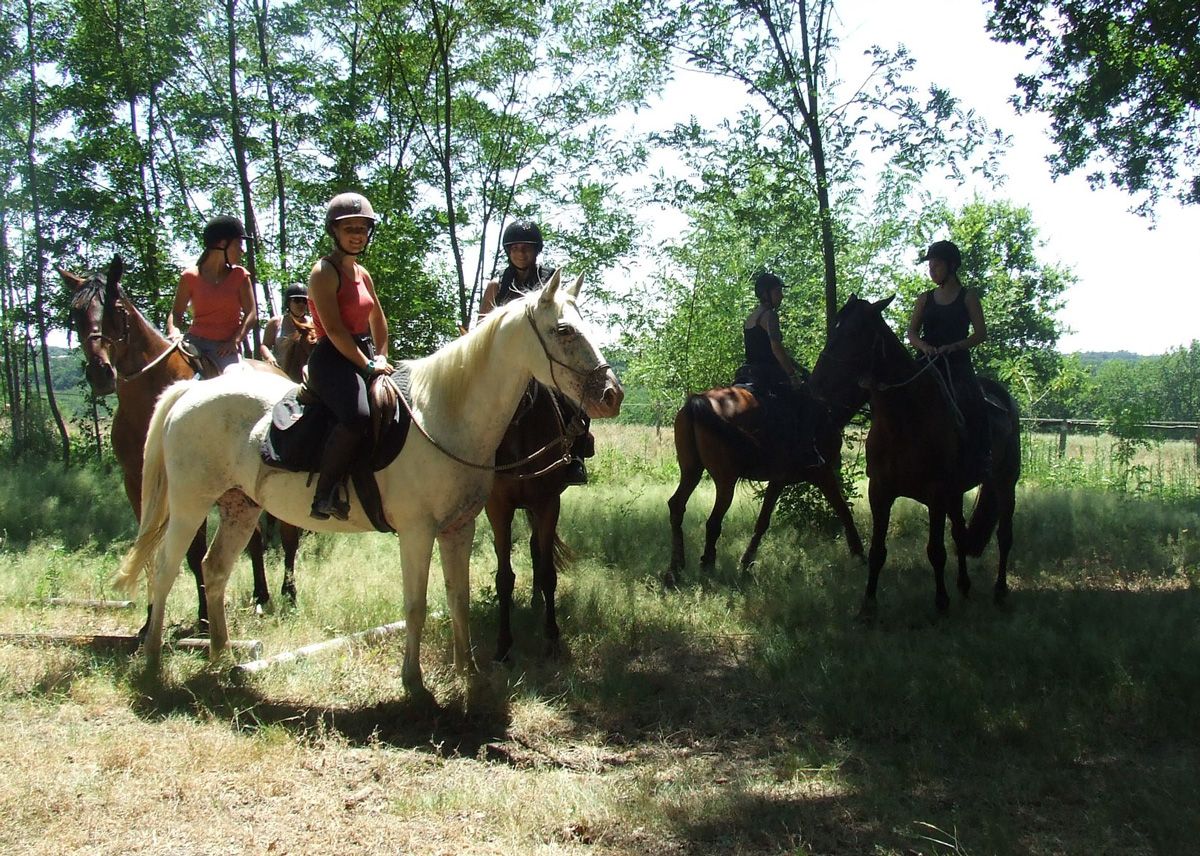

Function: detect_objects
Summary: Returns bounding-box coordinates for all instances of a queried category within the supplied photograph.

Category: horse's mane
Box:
[68,272,104,311]
[408,295,518,415]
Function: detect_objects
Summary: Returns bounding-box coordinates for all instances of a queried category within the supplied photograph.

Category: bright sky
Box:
[635,0,1199,356]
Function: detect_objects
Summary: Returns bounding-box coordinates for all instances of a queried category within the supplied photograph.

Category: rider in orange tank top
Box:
[167,215,258,375]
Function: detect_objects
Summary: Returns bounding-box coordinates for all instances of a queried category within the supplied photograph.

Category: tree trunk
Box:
[0,210,22,456]
[252,0,288,300]
[24,0,69,464]
[224,0,263,352]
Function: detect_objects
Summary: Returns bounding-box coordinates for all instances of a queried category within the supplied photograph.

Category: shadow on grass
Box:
[124,664,514,757]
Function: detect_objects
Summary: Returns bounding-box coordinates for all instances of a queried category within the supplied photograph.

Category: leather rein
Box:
[392,304,607,478]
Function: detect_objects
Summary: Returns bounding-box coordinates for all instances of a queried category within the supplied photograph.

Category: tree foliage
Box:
[988,0,1200,213]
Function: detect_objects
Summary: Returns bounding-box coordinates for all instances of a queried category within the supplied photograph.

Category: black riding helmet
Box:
[918,240,962,272]
[325,192,379,256]
[201,215,251,269]
[753,270,785,301]
[502,220,544,255]
[284,283,307,312]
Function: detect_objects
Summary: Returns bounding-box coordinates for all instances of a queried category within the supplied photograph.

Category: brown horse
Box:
[62,256,301,629]
[666,379,865,586]
[486,383,586,661]
[810,295,1020,616]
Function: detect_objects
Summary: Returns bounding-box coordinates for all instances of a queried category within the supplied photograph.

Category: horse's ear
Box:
[107,255,124,286]
[58,267,85,289]
[538,268,563,306]
[871,294,896,312]
[105,255,124,304]
[566,273,584,299]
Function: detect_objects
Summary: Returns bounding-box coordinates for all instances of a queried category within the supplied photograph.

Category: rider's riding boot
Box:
[310,424,359,521]
[562,457,588,486]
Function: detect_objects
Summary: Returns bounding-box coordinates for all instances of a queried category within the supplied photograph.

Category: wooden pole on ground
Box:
[0,632,262,659]
[46,597,136,609]
[231,619,407,678]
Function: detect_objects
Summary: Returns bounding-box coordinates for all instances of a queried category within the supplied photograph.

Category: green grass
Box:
[1,425,1199,854]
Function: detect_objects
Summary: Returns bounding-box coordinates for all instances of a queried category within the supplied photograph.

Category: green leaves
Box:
[988,0,1200,213]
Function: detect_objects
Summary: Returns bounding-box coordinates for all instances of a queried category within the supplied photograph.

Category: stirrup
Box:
[310,482,351,521]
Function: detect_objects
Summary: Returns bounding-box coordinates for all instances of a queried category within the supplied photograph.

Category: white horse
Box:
[113,272,622,697]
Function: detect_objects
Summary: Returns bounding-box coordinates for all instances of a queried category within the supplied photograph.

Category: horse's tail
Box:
[964,379,1020,557]
[963,482,999,558]
[112,380,194,595]
[520,508,575,569]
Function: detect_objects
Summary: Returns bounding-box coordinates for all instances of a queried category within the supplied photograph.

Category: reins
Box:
[387,302,604,477]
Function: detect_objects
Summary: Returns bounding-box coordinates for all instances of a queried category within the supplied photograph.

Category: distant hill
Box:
[1072,350,1153,367]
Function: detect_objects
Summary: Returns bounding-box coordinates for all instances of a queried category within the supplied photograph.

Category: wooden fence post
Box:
[1058,419,1068,458]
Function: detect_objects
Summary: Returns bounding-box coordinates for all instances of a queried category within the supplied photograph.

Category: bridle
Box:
[391,301,610,478]
[817,310,964,426]
[76,279,194,383]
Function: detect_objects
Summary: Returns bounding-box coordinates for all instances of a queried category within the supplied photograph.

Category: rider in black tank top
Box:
[907,240,991,481]
[733,271,821,466]
[477,220,593,485]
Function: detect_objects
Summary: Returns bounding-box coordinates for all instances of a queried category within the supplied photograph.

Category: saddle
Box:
[730,367,823,473]
[176,338,213,377]
[261,364,413,532]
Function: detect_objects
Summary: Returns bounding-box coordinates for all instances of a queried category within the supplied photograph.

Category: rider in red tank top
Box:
[304,192,391,521]
[166,215,258,375]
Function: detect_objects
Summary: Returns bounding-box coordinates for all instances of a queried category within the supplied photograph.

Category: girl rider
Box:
[305,192,391,520]
[906,239,990,481]
[478,220,591,486]
[167,215,258,375]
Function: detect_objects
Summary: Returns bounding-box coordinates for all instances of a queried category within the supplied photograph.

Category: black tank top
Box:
[496,264,555,306]
[744,324,774,364]
[920,288,971,348]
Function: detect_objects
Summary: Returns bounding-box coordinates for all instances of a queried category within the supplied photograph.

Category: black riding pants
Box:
[306,336,374,433]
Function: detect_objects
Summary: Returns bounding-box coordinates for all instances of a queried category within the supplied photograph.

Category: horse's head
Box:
[521,270,623,419]
[811,294,895,411]
[61,255,126,397]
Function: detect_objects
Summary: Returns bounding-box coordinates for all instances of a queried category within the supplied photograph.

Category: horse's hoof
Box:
[935,594,950,615]
[662,571,679,589]
[545,638,564,660]
[993,582,1009,605]
[856,600,878,624]
[405,683,437,708]
[254,602,266,617]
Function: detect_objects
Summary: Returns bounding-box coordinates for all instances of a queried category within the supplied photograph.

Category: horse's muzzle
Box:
[584,366,623,419]
[86,360,117,396]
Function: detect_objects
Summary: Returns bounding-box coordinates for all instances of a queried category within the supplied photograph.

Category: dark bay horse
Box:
[486,383,588,662]
[666,382,865,586]
[62,256,300,627]
[811,295,1021,616]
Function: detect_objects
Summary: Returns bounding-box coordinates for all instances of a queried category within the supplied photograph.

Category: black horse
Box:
[811,295,1021,616]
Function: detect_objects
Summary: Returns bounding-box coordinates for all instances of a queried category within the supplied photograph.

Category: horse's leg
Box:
[279,520,300,605]
[948,496,971,599]
[486,497,518,663]
[202,492,262,659]
[145,512,209,670]
[437,520,479,677]
[812,466,864,558]
[862,482,894,619]
[398,531,437,699]
[186,522,209,632]
[666,463,704,586]
[927,504,950,615]
[246,523,270,614]
[741,480,784,571]
[700,476,736,571]
[530,496,562,657]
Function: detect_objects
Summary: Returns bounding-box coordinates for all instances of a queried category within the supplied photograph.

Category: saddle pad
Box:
[262,386,334,473]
